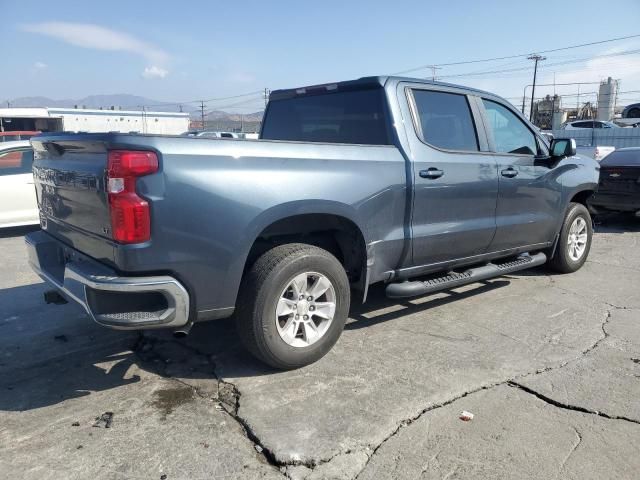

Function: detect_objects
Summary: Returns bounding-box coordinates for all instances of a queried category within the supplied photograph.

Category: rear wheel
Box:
[627,107,640,119]
[547,203,593,273]
[236,243,350,369]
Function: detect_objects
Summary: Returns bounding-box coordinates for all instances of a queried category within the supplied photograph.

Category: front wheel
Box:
[547,202,593,273]
[236,243,350,369]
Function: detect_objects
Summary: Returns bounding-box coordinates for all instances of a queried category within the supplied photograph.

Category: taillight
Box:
[107,150,158,243]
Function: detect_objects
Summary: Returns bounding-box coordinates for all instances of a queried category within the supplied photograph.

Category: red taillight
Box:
[107,150,159,244]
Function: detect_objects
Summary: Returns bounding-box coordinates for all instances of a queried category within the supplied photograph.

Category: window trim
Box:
[479,97,542,158]
[406,87,489,155]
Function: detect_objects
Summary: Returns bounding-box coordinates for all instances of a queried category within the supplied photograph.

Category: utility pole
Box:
[200,100,206,131]
[263,88,270,108]
[528,54,546,121]
[424,65,442,81]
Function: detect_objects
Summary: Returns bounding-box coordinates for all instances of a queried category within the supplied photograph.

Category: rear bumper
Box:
[25,230,190,330]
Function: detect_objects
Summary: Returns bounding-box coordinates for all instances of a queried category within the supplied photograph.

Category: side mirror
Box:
[550,138,576,158]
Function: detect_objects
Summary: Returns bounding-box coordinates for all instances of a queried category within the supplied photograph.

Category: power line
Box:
[139,90,264,109]
[439,48,640,80]
[392,33,640,75]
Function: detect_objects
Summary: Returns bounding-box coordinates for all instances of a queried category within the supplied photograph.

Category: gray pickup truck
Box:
[26,76,599,369]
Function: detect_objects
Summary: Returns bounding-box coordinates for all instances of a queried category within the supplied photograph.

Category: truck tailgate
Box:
[31,137,115,261]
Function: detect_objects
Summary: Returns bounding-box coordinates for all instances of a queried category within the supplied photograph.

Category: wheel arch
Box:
[229,201,369,309]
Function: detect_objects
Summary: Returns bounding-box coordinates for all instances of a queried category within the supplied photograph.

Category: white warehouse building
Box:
[0,107,190,135]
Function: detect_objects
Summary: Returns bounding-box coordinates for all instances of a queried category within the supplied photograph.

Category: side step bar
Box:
[386,252,547,299]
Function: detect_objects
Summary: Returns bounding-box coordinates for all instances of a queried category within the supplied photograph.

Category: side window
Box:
[411,90,479,151]
[482,99,538,155]
[0,149,33,176]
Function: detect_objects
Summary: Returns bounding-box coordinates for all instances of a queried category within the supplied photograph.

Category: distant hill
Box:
[3,94,263,121]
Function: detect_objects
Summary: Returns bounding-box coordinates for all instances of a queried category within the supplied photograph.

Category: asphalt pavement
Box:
[1,216,638,480]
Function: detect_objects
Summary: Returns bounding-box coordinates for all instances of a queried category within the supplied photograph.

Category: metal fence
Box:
[550,128,640,148]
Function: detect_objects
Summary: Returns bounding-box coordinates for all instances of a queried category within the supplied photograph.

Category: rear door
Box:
[480,98,561,251]
[0,147,38,226]
[404,86,498,266]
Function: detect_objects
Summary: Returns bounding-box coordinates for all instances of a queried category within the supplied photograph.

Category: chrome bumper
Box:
[25,231,190,330]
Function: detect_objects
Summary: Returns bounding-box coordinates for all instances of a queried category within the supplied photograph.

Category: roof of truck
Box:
[269,76,495,100]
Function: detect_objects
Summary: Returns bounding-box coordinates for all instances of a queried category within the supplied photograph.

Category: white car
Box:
[0,141,39,227]
[561,120,619,130]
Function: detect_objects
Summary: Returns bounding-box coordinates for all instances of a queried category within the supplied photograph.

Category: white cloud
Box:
[21,21,169,69]
[33,61,47,70]
[142,65,168,79]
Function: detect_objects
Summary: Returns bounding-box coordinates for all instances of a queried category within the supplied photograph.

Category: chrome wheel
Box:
[567,216,588,261]
[275,272,336,348]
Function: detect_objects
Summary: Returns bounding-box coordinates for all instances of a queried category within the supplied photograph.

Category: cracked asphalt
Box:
[1,215,638,480]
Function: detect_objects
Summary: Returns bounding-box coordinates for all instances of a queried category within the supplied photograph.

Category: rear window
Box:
[261,88,391,145]
[600,149,640,166]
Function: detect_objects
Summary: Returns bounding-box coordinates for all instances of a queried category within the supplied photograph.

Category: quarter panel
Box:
[112,136,407,313]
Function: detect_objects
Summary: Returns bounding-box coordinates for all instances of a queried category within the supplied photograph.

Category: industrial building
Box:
[0,107,190,135]
[531,77,621,129]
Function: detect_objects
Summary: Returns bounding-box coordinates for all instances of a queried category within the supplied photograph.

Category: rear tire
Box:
[627,107,640,119]
[547,203,593,273]
[236,243,350,369]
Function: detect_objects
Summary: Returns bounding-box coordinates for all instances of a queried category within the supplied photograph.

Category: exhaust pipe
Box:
[173,322,193,338]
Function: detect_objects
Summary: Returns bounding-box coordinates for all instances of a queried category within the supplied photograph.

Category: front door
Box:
[408,88,499,266]
[480,99,561,251]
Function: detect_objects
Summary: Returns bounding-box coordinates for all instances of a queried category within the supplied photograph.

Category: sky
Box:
[2,0,640,113]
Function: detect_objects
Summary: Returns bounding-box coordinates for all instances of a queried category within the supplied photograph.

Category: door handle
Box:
[419,168,444,179]
[501,167,518,178]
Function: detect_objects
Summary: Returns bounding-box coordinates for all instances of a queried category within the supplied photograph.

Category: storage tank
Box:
[597,77,617,121]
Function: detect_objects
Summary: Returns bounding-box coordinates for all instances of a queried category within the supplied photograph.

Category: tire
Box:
[235,243,350,369]
[547,203,593,273]
[627,108,640,119]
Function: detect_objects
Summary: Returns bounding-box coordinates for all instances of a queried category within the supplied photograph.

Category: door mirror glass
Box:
[551,138,576,158]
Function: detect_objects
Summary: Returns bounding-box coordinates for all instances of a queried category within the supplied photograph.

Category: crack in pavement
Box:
[556,426,582,479]
[133,334,286,475]
[507,382,640,425]
[135,288,631,480]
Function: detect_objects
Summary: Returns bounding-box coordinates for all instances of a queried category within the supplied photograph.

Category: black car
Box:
[590,148,640,214]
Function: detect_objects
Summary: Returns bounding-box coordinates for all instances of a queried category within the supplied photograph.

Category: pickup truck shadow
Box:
[0,225,40,239]
[346,279,510,331]
[0,267,562,411]
[0,281,140,412]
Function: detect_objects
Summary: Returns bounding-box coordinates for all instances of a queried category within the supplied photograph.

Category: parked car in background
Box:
[0,141,38,227]
[26,76,598,369]
[561,120,619,130]
[196,131,238,139]
[622,103,640,119]
[589,147,640,215]
[180,130,239,138]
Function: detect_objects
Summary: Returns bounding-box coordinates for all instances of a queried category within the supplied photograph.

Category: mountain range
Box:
[2,94,264,122]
